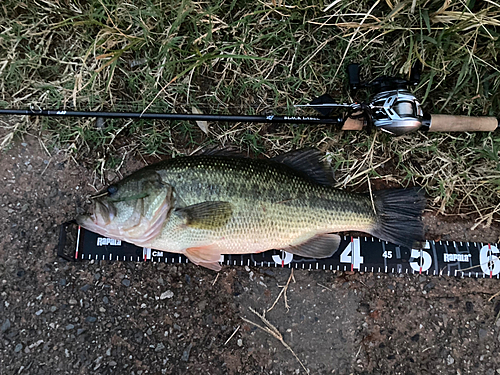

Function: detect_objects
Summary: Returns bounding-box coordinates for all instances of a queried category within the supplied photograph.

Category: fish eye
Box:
[107,185,118,196]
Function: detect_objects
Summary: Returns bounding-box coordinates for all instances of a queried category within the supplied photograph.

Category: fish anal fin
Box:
[185,245,222,271]
[271,149,335,186]
[175,201,233,229]
[284,233,341,259]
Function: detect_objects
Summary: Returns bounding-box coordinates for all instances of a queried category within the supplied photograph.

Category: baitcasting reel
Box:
[297,62,425,136]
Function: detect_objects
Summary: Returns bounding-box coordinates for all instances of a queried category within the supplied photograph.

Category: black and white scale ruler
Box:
[57,223,500,279]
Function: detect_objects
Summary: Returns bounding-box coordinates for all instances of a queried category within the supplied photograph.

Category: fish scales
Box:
[146,155,376,253]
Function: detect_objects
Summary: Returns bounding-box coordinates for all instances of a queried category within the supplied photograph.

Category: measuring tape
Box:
[57,223,500,279]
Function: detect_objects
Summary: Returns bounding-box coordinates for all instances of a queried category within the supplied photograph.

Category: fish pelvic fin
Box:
[370,188,426,249]
[185,245,222,272]
[285,233,341,258]
[174,201,233,230]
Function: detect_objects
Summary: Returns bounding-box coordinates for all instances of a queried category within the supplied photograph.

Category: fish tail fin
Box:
[370,188,426,249]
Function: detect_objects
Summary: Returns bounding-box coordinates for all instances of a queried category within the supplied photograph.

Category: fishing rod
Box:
[1,63,498,136]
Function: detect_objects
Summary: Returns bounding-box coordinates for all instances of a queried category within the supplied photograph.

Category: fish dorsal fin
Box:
[174,201,233,229]
[194,147,246,158]
[284,233,341,258]
[271,149,335,186]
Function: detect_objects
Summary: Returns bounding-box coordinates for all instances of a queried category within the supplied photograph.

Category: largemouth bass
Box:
[77,149,425,271]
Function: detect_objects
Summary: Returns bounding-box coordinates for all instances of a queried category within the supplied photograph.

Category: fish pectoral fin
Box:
[285,233,341,259]
[174,201,233,229]
[185,245,222,272]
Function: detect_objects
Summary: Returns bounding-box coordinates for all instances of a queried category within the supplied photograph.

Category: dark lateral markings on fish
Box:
[64,226,500,279]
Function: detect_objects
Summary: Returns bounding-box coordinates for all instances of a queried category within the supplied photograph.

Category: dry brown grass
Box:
[0,0,498,225]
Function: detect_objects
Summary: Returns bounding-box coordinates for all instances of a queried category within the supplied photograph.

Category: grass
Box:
[0,0,499,226]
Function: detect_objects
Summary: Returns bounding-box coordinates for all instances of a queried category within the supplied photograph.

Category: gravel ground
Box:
[1,134,500,375]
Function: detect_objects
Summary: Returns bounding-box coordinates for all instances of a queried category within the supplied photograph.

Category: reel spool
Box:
[370,90,423,136]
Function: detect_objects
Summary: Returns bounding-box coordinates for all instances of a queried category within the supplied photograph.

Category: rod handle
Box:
[342,115,365,130]
[427,114,498,132]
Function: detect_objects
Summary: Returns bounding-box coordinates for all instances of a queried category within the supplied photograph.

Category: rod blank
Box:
[0,108,343,125]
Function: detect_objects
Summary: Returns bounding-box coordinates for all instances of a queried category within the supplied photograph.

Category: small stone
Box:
[263,269,274,276]
[122,279,131,287]
[181,343,193,362]
[198,301,207,311]
[106,348,111,356]
[77,328,85,336]
[14,343,23,353]
[237,339,243,347]
[80,284,90,292]
[94,273,101,281]
[447,355,455,365]
[134,331,143,344]
[69,299,78,305]
[424,282,435,292]
[146,328,153,336]
[1,319,11,333]
[109,361,117,366]
[160,290,174,300]
[50,306,57,312]
[479,328,488,340]
[59,278,67,286]
[99,307,106,313]
[103,296,109,304]
[85,316,97,323]
[35,309,43,316]
[155,343,165,352]
[66,324,75,330]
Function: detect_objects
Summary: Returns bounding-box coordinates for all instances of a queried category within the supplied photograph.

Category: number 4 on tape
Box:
[340,237,363,271]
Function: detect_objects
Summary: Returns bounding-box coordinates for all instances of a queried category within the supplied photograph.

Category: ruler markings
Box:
[71,227,500,279]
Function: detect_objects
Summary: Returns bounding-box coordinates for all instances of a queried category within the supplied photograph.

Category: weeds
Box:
[0,0,499,223]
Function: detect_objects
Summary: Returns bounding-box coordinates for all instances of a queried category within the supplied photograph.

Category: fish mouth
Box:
[75,199,116,235]
[76,191,172,246]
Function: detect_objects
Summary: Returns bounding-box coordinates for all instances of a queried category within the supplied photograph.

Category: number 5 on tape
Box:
[409,241,432,273]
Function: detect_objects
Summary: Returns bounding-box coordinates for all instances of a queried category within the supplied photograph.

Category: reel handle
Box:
[424,114,499,132]
[347,64,361,90]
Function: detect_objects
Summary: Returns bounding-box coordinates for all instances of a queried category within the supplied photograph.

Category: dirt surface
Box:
[1,135,500,375]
